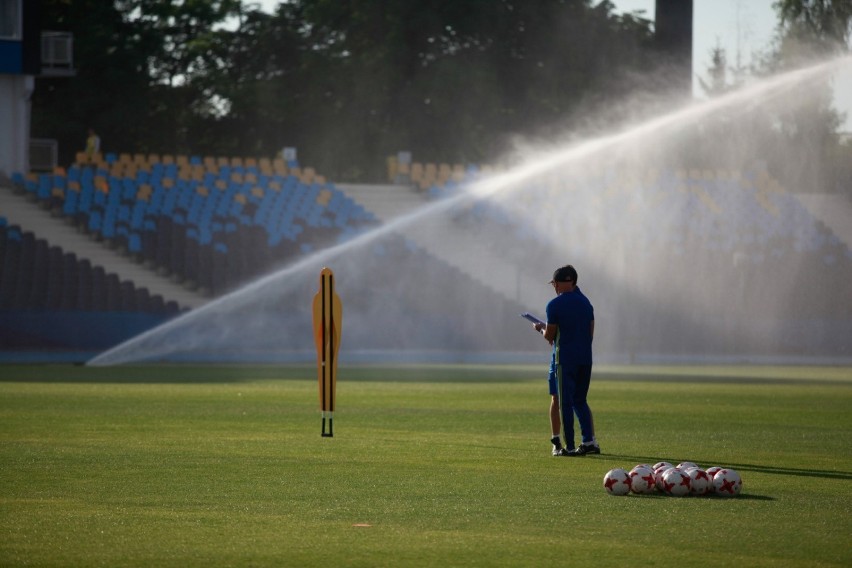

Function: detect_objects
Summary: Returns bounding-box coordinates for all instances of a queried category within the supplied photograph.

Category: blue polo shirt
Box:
[545,286,594,366]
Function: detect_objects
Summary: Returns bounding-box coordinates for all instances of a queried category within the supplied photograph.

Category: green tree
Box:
[769,0,851,191]
[32,0,661,179]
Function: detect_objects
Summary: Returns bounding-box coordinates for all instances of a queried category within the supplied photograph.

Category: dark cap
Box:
[550,265,577,283]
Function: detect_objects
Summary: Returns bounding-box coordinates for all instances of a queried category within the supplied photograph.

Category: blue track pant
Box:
[552,361,594,447]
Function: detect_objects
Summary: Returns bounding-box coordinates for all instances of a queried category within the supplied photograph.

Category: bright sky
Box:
[614,0,777,92]
[612,0,852,130]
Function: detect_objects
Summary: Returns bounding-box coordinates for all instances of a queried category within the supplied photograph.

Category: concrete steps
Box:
[0,185,207,310]
[336,183,424,222]
[339,183,551,308]
[795,193,852,250]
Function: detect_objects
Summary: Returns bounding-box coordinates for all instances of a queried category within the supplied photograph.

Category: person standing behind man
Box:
[84,128,100,163]
[533,264,599,457]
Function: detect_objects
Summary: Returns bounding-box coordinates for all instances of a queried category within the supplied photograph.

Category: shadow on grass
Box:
[594,372,851,387]
[0,364,317,384]
[619,492,774,501]
[598,453,852,481]
[2,363,849,385]
[0,363,547,384]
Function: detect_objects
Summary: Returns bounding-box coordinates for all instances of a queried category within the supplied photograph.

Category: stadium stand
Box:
[388,157,498,192]
[11,154,378,297]
[0,216,179,314]
[421,165,852,270]
[4,153,849,360]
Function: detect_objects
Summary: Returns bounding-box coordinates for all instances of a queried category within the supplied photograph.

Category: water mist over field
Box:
[89,56,852,366]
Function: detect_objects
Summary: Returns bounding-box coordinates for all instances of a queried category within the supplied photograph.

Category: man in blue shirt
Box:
[533,265,599,457]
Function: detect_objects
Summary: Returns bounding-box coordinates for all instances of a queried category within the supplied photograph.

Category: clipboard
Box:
[521,312,545,326]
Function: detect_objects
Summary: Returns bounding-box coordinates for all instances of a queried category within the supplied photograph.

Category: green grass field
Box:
[1,364,851,567]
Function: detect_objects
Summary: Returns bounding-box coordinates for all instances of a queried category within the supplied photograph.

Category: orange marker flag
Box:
[312,267,342,437]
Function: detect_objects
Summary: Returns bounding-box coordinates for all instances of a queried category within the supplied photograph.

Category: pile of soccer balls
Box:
[603,462,742,497]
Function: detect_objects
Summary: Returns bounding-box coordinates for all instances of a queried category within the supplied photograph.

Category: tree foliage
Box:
[31,0,849,187]
[32,0,661,179]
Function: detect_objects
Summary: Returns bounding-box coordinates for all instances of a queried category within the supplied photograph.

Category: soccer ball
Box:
[603,468,632,496]
[654,465,673,492]
[662,468,691,497]
[677,461,699,471]
[713,468,743,497]
[687,468,711,495]
[653,461,673,471]
[628,466,656,494]
[705,467,723,492]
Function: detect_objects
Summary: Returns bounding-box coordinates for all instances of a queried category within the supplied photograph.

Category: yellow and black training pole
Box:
[312,267,342,437]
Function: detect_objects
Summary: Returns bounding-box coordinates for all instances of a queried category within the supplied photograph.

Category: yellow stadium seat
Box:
[137,184,152,201]
[176,155,189,167]
[161,154,175,165]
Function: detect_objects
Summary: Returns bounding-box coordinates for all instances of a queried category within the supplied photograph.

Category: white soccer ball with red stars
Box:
[628,465,656,494]
[677,461,699,471]
[662,468,691,497]
[687,468,712,495]
[704,467,723,492]
[712,468,743,497]
[603,468,632,495]
[654,465,673,492]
